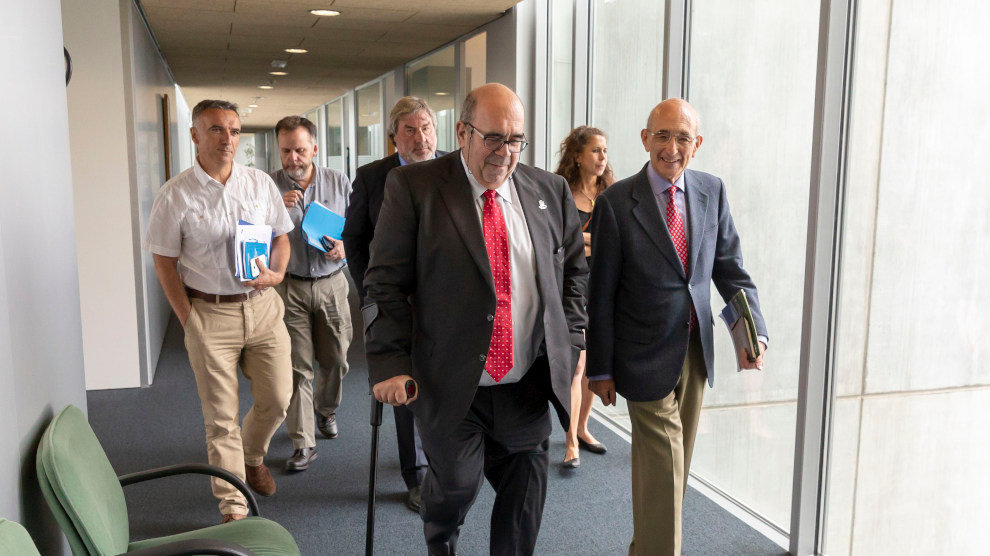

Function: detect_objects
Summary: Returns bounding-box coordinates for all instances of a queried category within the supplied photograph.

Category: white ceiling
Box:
[140,0,519,129]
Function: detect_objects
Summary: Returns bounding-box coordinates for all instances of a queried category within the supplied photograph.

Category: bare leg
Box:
[565,350,586,462]
[577,374,601,446]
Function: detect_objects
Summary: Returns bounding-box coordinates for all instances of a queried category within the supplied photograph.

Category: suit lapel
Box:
[684,170,710,280]
[513,170,552,294]
[630,167,685,279]
[436,152,495,293]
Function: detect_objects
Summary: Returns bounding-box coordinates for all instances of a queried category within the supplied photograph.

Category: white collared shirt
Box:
[144,159,293,295]
[460,155,544,386]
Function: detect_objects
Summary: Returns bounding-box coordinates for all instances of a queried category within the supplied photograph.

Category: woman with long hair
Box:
[554,125,614,468]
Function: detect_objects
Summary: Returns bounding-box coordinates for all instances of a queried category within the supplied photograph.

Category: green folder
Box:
[718,289,762,366]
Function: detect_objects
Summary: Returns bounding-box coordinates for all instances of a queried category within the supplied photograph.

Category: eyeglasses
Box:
[467,124,529,153]
[645,130,696,147]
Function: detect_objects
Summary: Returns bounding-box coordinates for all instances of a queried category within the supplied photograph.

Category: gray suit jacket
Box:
[587,164,767,402]
[363,150,588,434]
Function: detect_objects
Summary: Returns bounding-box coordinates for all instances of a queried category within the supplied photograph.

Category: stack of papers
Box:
[719,289,762,371]
[301,201,346,253]
[234,220,272,281]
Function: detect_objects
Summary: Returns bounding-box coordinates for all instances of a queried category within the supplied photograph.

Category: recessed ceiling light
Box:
[309,9,340,17]
[259,85,274,89]
[435,92,450,96]
[248,104,259,108]
[269,71,288,76]
[285,48,308,54]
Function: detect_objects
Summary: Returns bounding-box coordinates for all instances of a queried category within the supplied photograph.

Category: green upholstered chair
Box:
[36,405,300,556]
[0,518,42,556]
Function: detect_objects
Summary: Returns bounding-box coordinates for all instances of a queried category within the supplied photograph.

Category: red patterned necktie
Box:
[667,186,697,330]
[482,190,513,382]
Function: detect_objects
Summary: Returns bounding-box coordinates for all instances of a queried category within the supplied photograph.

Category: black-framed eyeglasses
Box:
[466,123,529,154]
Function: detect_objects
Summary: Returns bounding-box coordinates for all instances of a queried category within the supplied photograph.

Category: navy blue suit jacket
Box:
[586,164,767,402]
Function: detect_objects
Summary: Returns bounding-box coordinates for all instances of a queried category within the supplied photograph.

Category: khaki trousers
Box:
[184,287,293,516]
[276,271,353,449]
[627,331,707,556]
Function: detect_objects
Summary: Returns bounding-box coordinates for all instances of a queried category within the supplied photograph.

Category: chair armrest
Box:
[118,463,259,516]
[125,538,258,556]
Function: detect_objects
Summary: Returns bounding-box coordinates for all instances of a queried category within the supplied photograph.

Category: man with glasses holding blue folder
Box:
[271,115,353,472]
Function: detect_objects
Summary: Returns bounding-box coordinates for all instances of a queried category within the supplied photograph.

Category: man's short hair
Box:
[275,115,317,141]
[192,99,239,122]
[388,96,437,139]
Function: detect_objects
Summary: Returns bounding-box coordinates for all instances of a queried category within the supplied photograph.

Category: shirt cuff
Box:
[585,373,613,382]
[758,335,768,347]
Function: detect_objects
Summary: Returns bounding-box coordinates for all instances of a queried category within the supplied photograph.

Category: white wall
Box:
[1,1,88,553]
[62,0,184,389]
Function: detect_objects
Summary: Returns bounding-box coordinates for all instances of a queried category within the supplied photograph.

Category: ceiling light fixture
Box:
[259,85,274,89]
[269,71,288,76]
[285,48,308,54]
[434,91,450,96]
[309,9,341,17]
[248,104,259,108]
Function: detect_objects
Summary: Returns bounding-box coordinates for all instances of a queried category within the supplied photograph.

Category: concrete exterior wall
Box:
[1,1,88,553]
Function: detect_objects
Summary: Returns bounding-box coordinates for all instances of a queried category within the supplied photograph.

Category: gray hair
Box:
[192,99,239,122]
[388,96,437,139]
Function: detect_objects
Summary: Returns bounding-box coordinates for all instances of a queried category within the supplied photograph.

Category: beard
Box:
[285,164,308,181]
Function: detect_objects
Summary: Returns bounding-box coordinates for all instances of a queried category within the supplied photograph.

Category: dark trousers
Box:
[394,404,427,489]
[418,358,553,556]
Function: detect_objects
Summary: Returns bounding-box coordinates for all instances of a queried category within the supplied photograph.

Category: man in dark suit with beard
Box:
[343,96,444,512]
[363,83,587,555]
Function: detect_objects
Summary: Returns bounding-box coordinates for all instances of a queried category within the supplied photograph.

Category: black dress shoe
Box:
[405,485,423,513]
[563,457,580,469]
[285,447,318,471]
[317,414,338,439]
[578,437,607,454]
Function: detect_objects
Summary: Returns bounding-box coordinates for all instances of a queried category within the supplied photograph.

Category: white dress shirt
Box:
[461,155,545,386]
[144,159,293,295]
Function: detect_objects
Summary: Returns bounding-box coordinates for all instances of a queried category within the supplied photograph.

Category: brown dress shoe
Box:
[221,513,246,524]
[245,463,276,496]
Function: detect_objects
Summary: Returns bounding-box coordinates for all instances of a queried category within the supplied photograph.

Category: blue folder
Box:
[301,201,346,253]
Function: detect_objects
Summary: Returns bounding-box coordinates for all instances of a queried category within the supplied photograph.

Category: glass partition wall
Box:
[406,46,457,153]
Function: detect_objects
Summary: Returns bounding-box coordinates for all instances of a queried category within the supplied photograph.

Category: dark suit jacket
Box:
[343,151,446,300]
[587,164,767,402]
[363,151,588,435]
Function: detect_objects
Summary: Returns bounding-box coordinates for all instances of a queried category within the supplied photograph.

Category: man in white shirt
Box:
[144,99,294,524]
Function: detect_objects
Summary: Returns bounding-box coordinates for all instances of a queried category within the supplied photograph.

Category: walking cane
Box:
[366,379,417,556]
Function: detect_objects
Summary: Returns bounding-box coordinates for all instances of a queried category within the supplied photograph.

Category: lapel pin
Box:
[538,200,547,210]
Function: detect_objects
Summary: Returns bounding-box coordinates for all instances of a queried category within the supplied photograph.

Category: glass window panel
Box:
[686,0,819,531]
[589,0,663,179]
[464,32,487,93]
[549,0,574,170]
[407,46,456,153]
[325,99,344,173]
[356,82,383,168]
[825,1,990,553]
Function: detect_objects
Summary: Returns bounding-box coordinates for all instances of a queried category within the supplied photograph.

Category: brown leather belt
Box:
[186,286,266,303]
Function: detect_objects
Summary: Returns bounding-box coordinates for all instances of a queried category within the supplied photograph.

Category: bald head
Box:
[641,98,704,183]
[456,83,527,189]
[460,83,525,126]
[646,98,701,136]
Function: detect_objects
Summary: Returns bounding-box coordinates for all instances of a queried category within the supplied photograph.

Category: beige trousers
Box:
[184,287,293,516]
[276,271,353,449]
[627,332,707,556]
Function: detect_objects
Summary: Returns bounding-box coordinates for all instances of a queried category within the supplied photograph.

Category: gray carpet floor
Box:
[87,305,785,555]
